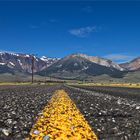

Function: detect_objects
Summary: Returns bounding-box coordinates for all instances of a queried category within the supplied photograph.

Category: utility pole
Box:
[45,67,47,84]
[31,54,35,84]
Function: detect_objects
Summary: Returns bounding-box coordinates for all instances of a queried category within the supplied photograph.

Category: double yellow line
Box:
[27,90,98,140]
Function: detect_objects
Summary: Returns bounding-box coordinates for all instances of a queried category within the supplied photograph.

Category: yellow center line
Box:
[27,90,98,140]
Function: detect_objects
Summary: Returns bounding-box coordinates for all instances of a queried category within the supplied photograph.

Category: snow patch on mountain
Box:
[25,55,30,57]
[18,59,22,66]
[40,56,48,62]
[9,62,15,66]
[0,62,5,65]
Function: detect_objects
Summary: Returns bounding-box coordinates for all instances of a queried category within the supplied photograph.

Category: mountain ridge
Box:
[38,53,126,79]
[68,53,124,71]
[0,52,140,80]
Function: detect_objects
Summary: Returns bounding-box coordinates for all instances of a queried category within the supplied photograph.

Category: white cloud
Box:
[104,54,135,63]
[69,26,97,37]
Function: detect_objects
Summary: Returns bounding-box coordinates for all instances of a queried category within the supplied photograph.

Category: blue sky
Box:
[0,1,140,63]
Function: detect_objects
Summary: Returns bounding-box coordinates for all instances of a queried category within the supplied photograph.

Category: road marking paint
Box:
[27,90,98,140]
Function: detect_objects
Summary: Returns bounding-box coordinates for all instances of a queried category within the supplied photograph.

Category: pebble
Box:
[136,106,140,110]
[7,119,12,124]
[117,99,122,105]
[11,111,16,115]
[43,135,50,140]
[112,118,115,123]
[33,130,40,135]
[97,129,101,132]
[2,128,11,136]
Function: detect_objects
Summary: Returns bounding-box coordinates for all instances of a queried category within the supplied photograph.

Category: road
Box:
[0,85,140,140]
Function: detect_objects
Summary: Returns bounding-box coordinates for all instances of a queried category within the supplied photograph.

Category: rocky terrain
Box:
[0,85,140,140]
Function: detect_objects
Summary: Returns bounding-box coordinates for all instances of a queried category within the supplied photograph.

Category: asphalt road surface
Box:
[0,85,140,140]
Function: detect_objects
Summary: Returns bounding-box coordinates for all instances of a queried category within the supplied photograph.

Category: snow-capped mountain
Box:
[0,52,59,73]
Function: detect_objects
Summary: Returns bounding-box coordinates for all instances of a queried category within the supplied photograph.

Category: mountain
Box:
[40,56,59,66]
[120,57,140,71]
[38,54,125,79]
[0,52,59,73]
[72,53,124,71]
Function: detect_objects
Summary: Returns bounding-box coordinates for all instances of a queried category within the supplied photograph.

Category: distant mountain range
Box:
[0,52,140,80]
